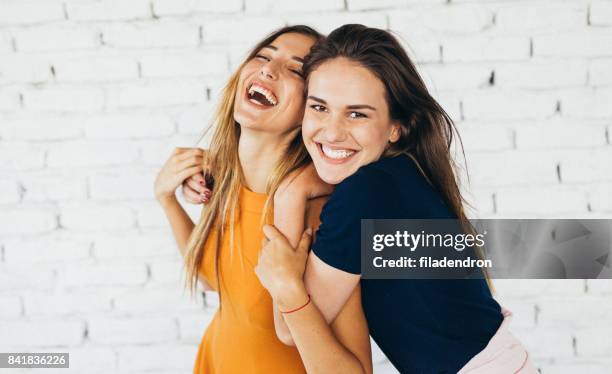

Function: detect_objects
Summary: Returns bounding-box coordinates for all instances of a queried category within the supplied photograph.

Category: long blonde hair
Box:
[183,26,322,296]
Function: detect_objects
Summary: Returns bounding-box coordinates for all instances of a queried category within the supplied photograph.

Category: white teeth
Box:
[321,144,355,159]
[248,83,278,106]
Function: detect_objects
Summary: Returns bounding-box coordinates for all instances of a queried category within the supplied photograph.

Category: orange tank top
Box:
[193,186,306,374]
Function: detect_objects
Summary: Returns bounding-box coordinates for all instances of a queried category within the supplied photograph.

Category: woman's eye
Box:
[310,104,326,112]
[290,69,304,78]
[255,54,270,61]
[349,111,367,119]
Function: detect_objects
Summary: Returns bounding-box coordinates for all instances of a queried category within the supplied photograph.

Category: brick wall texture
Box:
[1,0,611,373]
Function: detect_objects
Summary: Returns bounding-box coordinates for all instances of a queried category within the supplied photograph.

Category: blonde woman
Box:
[154,26,371,374]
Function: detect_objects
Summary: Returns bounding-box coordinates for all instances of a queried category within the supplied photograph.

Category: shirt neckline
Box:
[239,185,267,213]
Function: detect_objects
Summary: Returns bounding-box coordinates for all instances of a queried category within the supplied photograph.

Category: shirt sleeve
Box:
[311,167,398,274]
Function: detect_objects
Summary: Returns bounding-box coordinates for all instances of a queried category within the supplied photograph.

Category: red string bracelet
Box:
[280,294,311,314]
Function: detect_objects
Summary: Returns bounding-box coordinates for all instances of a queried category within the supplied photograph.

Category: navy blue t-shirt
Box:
[311,154,503,374]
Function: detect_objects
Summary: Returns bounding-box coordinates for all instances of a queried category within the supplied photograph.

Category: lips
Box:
[321,144,355,159]
[246,80,278,107]
[316,142,358,164]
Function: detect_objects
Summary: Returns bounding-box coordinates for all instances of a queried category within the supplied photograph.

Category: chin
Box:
[321,174,343,185]
[234,110,263,130]
[313,163,349,185]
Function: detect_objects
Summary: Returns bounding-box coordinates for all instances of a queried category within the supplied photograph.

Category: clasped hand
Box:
[254,225,312,310]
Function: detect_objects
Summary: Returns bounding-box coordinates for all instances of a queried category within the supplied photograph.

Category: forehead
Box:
[308,58,387,106]
[265,32,315,59]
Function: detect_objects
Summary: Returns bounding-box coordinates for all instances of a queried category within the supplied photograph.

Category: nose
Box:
[259,61,278,81]
[323,115,347,143]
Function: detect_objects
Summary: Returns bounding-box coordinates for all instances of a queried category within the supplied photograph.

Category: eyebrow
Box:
[307,96,377,111]
[263,45,305,63]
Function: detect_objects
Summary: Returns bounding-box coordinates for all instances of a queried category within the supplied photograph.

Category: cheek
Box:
[242,59,260,74]
[291,96,305,114]
[281,99,305,127]
[285,82,305,107]
[355,125,390,155]
[237,61,261,87]
[238,66,253,85]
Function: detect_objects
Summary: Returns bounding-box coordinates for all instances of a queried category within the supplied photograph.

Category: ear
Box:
[388,122,402,143]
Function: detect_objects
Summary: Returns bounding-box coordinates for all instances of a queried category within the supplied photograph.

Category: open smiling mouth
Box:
[316,142,358,163]
[247,83,278,107]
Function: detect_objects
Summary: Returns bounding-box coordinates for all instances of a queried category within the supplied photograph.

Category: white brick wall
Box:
[0,1,611,373]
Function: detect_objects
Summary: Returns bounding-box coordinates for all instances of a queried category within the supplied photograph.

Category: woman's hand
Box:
[154,147,209,205]
[275,163,334,206]
[255,225,313,311]
[181,172,213,205]
[181,153,214,205]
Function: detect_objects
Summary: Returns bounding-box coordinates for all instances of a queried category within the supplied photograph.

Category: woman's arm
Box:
[271,164,331,343]
[271,192,307,343]
[273,253,361,346]
[268,164,370,373]
[258,227,372,374]
[157,195,196,258]
[273,168,382,336]
[155,147,212,290]
[280,269,372,374]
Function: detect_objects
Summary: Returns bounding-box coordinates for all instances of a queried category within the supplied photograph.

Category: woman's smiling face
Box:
[302,57,401,185]
[234,32,315,134]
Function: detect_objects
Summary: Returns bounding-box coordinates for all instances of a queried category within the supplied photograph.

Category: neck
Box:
[238,127,298,193]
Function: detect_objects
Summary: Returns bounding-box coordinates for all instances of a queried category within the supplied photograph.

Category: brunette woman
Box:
[255,24,536,374]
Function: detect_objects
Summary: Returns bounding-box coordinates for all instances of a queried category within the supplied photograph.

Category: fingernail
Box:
[203,190,211,197]
[201,196,208,203]
[305,228,312,235]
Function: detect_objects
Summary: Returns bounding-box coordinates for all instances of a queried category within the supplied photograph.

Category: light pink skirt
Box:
[458,308,538,374]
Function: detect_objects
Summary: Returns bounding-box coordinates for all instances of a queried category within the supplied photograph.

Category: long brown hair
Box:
[183,25,322,296]
[303,24,493,290]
